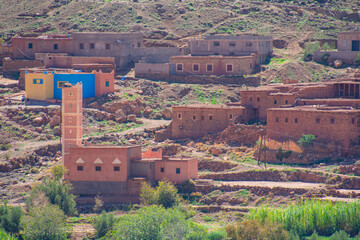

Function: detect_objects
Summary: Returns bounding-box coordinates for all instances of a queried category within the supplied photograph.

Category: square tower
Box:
[62,83,83,165]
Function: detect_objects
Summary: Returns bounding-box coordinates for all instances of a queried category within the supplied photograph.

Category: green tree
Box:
[21,204,67,240]
[27,178,77,216]
[51,165,67,180]
[0,228,16,240]
[0,202,23,234]
[297,134,316,148]
[94,211,115,239]
[108,205,207,240]
[140,180,181,208]
[304,41,320,60]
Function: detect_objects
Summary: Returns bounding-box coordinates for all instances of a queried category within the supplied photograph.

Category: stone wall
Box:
[135,73,260,86]
[313,51,359,65]
[216,124,264,145]
[3,59,43,78]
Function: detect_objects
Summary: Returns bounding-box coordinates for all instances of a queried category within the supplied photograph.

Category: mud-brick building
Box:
[12,35,73,59]
[267,106,360,154]
[170,104,254,139]
[62,84,198,203]
[189,35,273,64]
[171,54,256,76]
[337,32,360,51]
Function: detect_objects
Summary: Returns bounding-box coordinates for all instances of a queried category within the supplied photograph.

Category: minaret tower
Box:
[62,83,83,168]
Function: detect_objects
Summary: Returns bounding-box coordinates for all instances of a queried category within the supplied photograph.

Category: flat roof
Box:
[71,145,141,149]
[268,105,360,113]
[171,55,254,59]
[172,104,246,110]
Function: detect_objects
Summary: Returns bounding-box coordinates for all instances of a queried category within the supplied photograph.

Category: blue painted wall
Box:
[54,74,95,99]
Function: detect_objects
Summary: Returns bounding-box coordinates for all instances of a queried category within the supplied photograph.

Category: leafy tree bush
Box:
[94,211,115,239]
[140,180,181,208]
[207,229,227,240]
[297,134,316,148]
[320,53,330,65]
[178,179,196,194]
[329,230,351,240]
[0,228,16,240]
[308,231,320,240]
[51,165,67,180]
[226,219,288,240]
[21,204,67,240]
[107,205,207,240]
[304,41,320,60]
[0,202,23,234]
[27,178,77,216]
[355,53,360,66]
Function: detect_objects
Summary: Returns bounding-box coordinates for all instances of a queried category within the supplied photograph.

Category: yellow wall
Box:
[25,72,54,100]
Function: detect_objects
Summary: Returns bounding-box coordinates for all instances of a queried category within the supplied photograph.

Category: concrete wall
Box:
[338,32,360,51]
[135,63,171,75]
[155,159,198,184]
[3,59,43,78]
[54,73,95,99]
[171,105,254,139]
[93,70,115,97]
[42,55,115,68]
[131,161,155,181]
[267,107,360,154]
[171,55,256,76]
[25,71,54,100]
[131,47,183,63]
[313,51,359,65]
[12,37,73,59]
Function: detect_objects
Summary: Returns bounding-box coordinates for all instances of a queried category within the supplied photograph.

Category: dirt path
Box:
[220,181,325,189]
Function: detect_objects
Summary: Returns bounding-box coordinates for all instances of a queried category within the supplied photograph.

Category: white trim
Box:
[206,63,213,72]
[76,158,85,164]
[112,158,121,165]
[94,158,103,164]
[192,63,200,72]
[226,64,233,72]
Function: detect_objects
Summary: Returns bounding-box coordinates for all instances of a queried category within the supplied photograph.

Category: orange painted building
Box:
[62,84,197,203]
[93,70,115,96]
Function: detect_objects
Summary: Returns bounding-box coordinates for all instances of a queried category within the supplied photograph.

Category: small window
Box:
[105,43,110,50]
[68,117,72,123]
[193,64,199,72]
[226,64,233,72]
[69,103,72,108]
[276,117,279,122]
[250,63,252,68]
[114,166,120,171]
[285,100,288,104]
[77,166,83,171]
[54,44,58,50]
[57,81,69,88]
[285,118,288,123]
[79,43,84,49]
[105,81,110,87]
[193,115,196,120]
[28,43,33,49]
[316,118,320,124]
[206,64,213,72]
[201,116,204,120]
[274,100,277,104]
[229,114,233,119]
[229,42,236,47]
[295,118,298,123]
[176,168,180,174]
[177,64,183,71]
[213,41,220,46]
[160,167,164,173]
[69,129,72,134]
[209,115,213,120]
[90,43,95,49]
[246,42,252,47]
[352,118,355,124]
[95,166,101,171]
[33,79,43,84]
[250,97,252,102]
[331,118,335,124]
[257,97,260,102]
[138,42,141,47]
[178,113,182,119]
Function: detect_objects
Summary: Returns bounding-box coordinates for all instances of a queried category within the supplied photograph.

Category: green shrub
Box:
[0,202,23,234]
[108,205,207,240]
[51,165,67,180]
[21,204,67,240]
[304,41,320,60]
[94,211,115,239]
[0,228,16,240]
[297,134,316,148]
[248,199,360,236]
[320,53,330,65]
[288,230,300,240]
[140,180,181,208]
[178,179,196,194]
[355,52,360,66]
[329,230,351,240]
[0,144,11,151]
[207,229,227,240]
[308,231,320,240]
[27,178,77,216]
[226,219,288,240]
